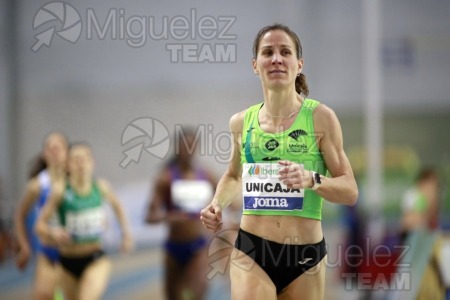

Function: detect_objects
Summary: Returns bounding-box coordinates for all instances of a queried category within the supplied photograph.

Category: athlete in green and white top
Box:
[36,143,133,300]
[240,98,326,219]
[201,24,358,299]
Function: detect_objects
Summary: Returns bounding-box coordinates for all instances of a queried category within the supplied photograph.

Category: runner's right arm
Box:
[14,179,40,270]
[200,111,244,232]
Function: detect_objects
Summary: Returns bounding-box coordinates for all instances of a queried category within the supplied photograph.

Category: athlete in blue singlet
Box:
[14,132,68,300]
[146,127,217,300]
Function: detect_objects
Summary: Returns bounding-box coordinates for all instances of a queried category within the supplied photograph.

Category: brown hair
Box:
[252,23,309,96]
[28,155,47,179]
[415,168,439,183]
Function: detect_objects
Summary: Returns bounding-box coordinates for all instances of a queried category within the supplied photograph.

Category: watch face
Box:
[314,172,321,184]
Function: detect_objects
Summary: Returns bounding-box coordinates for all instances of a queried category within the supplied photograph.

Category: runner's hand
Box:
[15,243,30,270]
[121,234,134,254]
[278,160,313,189]
[50,227,72,246]
[200,201,223,233]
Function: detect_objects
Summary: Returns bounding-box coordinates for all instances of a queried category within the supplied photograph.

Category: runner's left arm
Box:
[98,178,133,253]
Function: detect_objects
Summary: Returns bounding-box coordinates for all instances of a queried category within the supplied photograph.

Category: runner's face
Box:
[68,146,94,179]
[43,134,68,168]
[253,30,302,91]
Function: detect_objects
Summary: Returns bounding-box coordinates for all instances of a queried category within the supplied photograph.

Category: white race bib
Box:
[65,207,106,241]
[171,180,213,213]
[242,163,304,211]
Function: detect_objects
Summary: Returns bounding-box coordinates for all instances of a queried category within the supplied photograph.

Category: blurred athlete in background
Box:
[147,128,217,300]
[36,142,133,300]
[14,132,68,300]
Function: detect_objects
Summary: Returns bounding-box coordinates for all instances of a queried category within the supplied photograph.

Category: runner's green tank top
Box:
[58,182,105,243]
[240,98,327,220]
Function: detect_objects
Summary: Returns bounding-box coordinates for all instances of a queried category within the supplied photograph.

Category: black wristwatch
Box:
[311,171,322,190]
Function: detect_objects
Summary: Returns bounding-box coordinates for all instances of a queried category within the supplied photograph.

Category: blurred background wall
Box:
[0,0,449,297]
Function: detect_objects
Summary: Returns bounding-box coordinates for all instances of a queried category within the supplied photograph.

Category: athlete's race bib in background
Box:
[171,180,213,213]
[242,163,304,211]
[65,207,106,242]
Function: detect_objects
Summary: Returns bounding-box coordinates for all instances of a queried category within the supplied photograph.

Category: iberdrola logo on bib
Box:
[247,164,279,176]
[248,165,260,175]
